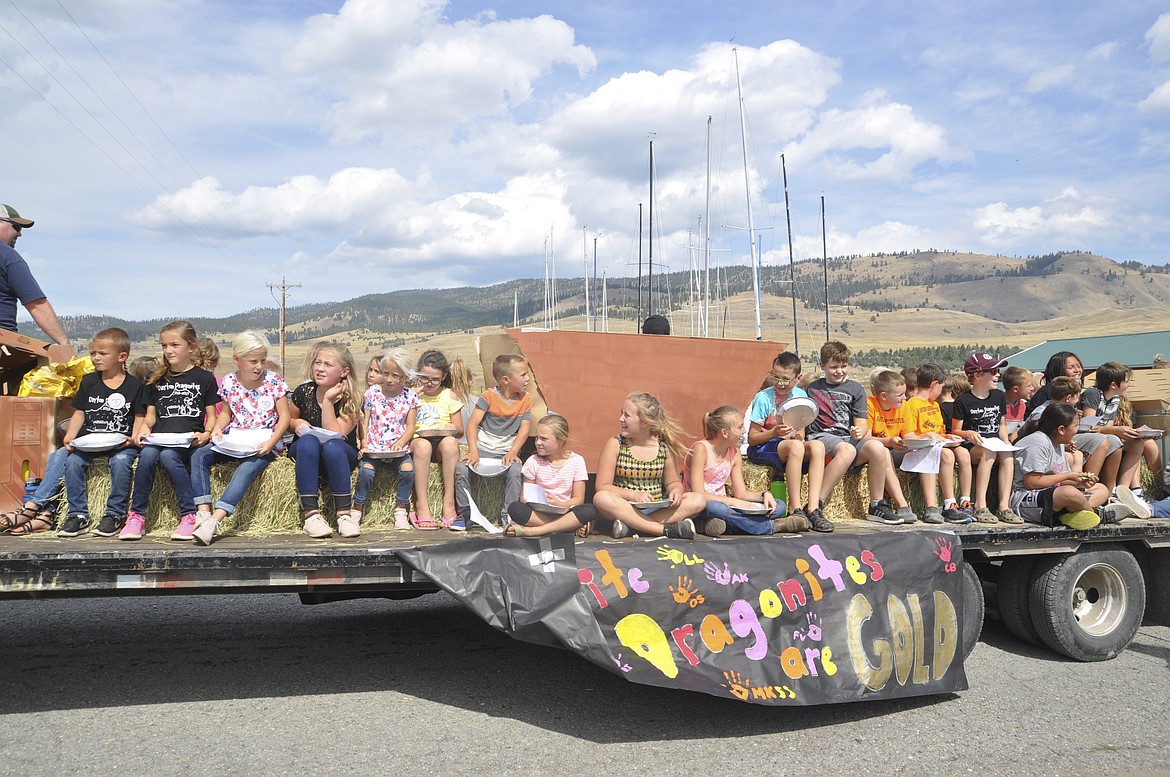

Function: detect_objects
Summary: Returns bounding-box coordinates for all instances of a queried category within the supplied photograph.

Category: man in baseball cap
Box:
[0,202,70,346]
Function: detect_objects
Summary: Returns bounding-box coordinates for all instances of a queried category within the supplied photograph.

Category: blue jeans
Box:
[131,445,197,516]
[704,497,786,536]
[191,446,275,516]
[289,436,357,512]
[354,455,414,507]
[32,445,138,518]
[1152,497,1170,519]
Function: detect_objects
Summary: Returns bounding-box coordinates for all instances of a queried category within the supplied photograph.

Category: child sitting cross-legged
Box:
[505,413,597,537]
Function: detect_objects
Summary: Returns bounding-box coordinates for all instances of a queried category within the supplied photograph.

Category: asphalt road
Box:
[1,592,1167,776]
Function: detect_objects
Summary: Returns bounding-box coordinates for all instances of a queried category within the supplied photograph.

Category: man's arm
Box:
[24,298,70,348]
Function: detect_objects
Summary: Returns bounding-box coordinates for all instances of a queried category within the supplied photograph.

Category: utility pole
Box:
[266,275,300,370]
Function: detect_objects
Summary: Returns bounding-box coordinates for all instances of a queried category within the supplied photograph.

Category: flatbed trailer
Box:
[3,520,1168,661]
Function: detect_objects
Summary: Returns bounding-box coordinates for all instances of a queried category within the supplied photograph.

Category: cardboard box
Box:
[0,328,73,510]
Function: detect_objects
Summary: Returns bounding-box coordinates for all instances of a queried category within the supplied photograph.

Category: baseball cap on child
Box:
[0,204,33,228]
[964,352,1008,375]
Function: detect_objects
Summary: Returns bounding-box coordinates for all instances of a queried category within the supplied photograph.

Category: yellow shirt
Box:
[867,396,907,438]
[903,396,945,436]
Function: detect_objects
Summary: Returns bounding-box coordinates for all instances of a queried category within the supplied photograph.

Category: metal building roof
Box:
[1004,330,1170,372]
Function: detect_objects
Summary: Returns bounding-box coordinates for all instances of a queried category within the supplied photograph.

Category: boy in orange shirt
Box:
[866,370,920,523]
[903,363,972,523]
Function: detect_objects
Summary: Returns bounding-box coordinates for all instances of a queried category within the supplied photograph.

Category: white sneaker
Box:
[1114,485,1152,520]
[303,513,333,539]
[193,517,219,546]
[337,513,361,538]
[393,507,409,530]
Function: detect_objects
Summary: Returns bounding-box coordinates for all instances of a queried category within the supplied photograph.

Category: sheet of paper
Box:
[523,483,547,503]
[978,437,1019,453]
[459,484,503,534]
[901,443,942,474]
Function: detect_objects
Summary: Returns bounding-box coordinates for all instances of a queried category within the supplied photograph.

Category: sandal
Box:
[1,506,39,534]
[411,512,439,531]
[440,515,458,529]
[575,521,591,539]
[10,510,56,536]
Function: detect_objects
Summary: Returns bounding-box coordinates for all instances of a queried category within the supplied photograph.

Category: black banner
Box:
[399,530,968,706]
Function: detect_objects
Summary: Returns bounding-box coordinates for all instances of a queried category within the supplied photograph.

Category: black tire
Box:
[997,557,1042,646]
[960,560,985,659]
[1029,545,1145,662]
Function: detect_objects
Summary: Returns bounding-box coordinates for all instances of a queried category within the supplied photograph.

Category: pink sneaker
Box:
[171,513,198,541]
[119,511,146,541]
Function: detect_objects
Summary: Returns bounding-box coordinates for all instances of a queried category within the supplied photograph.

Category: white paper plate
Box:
[471,459,507,477]
[417,428,456,438]
[901,438,937,450]
[1137,427,1164,439]
[778,397,817,430]
[528,502,571,515]
[71,432,126,452]
[296,425,343,441]
[365,449,408,459]
[629,499,672,511]
[145,432,196,447]
[731,505,773,515]
[211,441,259,458]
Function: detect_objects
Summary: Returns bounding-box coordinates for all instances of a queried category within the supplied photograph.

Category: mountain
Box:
[36,250,1170,354]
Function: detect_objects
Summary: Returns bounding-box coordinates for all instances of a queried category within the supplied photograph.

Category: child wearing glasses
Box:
[745,351,825,522]
[952,352,1022,524]
[409,349,464,529]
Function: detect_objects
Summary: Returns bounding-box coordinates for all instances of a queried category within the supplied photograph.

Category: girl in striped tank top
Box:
[593,392,706,539]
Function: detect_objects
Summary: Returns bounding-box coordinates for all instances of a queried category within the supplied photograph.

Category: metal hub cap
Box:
[1071,563,1128,637]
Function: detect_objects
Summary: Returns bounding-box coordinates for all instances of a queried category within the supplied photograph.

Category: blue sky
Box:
[3,0,1169,321]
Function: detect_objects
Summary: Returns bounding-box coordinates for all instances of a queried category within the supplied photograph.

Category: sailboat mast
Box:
[734,48,762,341]
[582,226,590,333]
[543,236,551,329]
[637,203,643,331]
[781,153,799,356]
[648,138,655,320]
[704,115,712,338]
[821,195,829,340]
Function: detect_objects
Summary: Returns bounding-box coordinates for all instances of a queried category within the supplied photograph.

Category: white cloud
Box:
[285,0,596,144]
[972,187,1113,244]
[1087,41,1117,60]
[781,91,958,182]
[130,168,418,235]
[1025,63,1075,93]
[1139,80,1170,113]
[1146,12,1170,61]
[777,221,931,263]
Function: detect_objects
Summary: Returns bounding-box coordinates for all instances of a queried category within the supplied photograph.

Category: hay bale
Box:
[59,454,508,536]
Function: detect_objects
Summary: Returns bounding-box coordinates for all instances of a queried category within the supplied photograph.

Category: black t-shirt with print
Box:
[954,389,1006,437]
[150,366,220,434]
[71,372,148,436]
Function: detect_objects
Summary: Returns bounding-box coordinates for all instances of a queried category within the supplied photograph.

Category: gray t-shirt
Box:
[807,378,867,438]
[1078,387,1120,423]
[1012,431,1067,495]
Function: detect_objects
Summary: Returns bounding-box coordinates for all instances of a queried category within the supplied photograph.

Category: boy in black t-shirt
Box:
[12,328,147,536]
[952,352,1022,524]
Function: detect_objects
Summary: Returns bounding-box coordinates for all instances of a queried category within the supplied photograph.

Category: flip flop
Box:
[440,515,458,529]
[410,512,439,531]
[575,521,591,539]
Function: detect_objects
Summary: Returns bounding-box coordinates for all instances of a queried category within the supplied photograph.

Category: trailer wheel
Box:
[960,561,984,659]
[1029,546,1145,662]
[997,557,1042,646]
